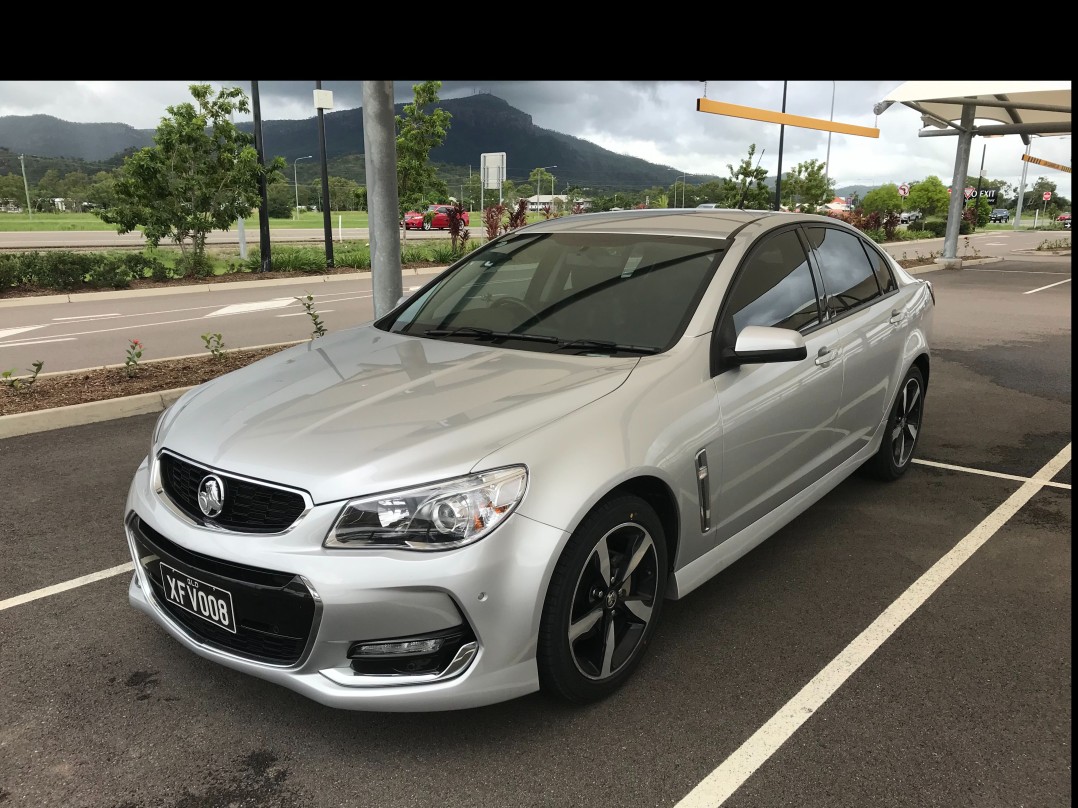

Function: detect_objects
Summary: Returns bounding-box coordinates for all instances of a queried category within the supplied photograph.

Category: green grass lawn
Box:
[0,212,118,231]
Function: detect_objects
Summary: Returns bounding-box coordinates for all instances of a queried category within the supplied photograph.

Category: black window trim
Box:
[802,223,892,325]
[709,223,825,377]
[859,238,901,302]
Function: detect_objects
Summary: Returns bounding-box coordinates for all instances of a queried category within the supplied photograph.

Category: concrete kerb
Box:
[0,386,194,440]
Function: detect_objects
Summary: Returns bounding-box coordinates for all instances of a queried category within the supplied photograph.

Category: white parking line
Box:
[0,337,77,349]
[0,562,134,612]
[913,458,1071,489]
[674,441,1071,808]
[965,269,1071,275]
[1023,278,1072,295]
[52,313,122,321]
[277,310,336,317]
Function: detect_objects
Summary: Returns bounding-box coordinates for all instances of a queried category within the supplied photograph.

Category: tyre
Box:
[865,365,925,481]
[422,220,432,231]
[537,495,668,704]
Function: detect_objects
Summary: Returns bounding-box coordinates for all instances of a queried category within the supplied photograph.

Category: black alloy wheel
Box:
[538,495,668,703]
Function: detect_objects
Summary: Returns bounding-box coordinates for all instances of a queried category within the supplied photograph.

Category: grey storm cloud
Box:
[0,80,1070,198]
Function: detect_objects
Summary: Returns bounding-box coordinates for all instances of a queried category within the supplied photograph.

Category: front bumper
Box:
[124,456,568,711]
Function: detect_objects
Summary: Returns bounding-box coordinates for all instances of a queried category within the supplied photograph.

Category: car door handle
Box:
[815,346,838,367]
[889,308,906,325]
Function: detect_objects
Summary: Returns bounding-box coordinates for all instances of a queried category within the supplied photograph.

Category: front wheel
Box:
[537,495,667,704]
[422,220,432,231]
[865,365,925,480]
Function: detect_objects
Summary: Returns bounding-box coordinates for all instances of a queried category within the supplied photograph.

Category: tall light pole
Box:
[293,155,313,220]
[973,143,987,225]
[535,165,557,212]
[18,153,32,220]
[774,80,788,211]
[824,80,835,189]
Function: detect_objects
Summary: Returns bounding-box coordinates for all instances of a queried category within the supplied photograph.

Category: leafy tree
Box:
[353,186,367,211]
[861,184,903,216]
[327,176,359,211]
[970,194,991,227]
[36,169,63,198]
[693,180,726,206]
[502,179,519,207]
[528,167,557,205]
[96,84,284,274]
[266,182,294,219]
[714,144,771,210]
[906,175,949,217]
[396,80,451,236]
[781,159,833,213]
[0,173,24,204]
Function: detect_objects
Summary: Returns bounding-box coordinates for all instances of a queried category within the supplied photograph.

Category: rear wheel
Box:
[866,365,925,480]
[537,495,667,704]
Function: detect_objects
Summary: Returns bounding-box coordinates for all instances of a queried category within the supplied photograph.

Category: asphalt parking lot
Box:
[0,256,1070,808]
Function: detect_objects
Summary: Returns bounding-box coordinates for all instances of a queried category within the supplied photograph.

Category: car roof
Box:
[512,208,814,239]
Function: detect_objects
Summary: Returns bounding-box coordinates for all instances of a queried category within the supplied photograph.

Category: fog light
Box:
[347,627,474,677]
[350,637,445,658]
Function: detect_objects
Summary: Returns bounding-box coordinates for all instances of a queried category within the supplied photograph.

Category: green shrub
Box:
[0,254,28,291]
[85,256,135,288]
[175,252,214,278]
[923,219,947,237]
[399,244,429,264]
[861,228,885,243]
[32,251,97,289]
[335,244,372,269]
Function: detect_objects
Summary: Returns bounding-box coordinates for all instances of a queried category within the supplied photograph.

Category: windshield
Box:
[379,232,726,355]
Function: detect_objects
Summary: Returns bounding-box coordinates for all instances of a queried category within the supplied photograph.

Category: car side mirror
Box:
[723,325,808,367]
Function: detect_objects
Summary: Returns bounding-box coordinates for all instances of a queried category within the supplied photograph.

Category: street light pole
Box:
[293,155,313,220]
[973,143,986,225]
[824,80,835,188]
[18,153,32,220]
[775,80,788,211]
[536,165,557,212]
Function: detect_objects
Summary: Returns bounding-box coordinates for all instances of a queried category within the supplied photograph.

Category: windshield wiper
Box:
[425,326,497,339]
[553,338,660,355]
[424,327,559,344]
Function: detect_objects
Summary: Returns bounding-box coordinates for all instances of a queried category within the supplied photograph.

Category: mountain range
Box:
[0,93,877,198]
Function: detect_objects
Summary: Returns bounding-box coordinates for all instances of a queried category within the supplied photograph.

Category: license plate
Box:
[159,563,237,634]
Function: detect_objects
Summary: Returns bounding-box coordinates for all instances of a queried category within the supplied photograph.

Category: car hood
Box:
[160,326,638,504]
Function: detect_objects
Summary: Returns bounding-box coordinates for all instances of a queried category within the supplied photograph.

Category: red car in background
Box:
[402,204,470,231]
[1056,213,1071,229]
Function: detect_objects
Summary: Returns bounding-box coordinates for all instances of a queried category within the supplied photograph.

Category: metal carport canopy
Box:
[874,80,1071,266]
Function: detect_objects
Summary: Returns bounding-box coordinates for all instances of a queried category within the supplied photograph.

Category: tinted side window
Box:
[724,230,820,335]
[862,242,897,294]
[807,227,882,316]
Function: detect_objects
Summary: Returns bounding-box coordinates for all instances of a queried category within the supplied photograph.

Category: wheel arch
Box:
[593,475,681,578]
[912,351,930,390]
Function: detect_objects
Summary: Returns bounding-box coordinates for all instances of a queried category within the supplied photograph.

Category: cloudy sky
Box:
[0,80,1070,198]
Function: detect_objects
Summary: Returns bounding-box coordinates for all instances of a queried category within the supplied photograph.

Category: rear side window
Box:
[862,243,897,294]
[724,229,821,335]
[806,227,882,317]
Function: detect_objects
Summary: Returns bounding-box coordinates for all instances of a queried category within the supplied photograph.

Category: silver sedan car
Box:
[125,209,934,711]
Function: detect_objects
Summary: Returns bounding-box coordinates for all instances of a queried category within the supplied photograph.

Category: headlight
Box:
[324,466,528,551]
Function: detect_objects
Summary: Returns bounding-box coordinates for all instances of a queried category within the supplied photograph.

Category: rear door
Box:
[804,225,907,464]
